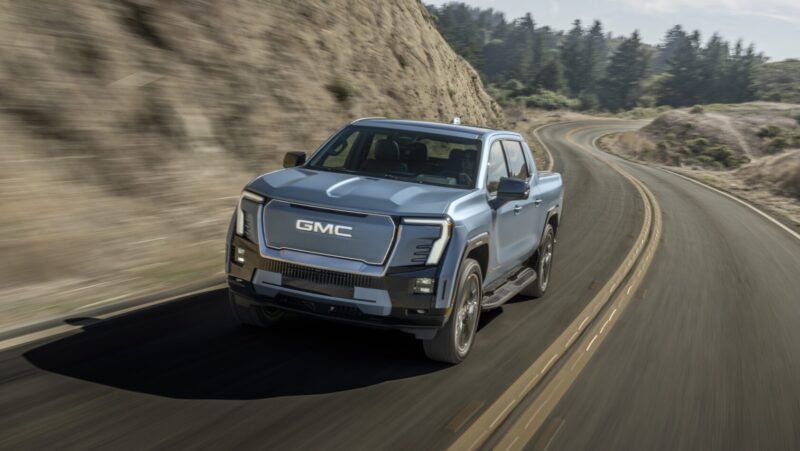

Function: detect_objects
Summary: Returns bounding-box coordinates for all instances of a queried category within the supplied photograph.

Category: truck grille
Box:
[264,200,396,265]
[264,259,378,294]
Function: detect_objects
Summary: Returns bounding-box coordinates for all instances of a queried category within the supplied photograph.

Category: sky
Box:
[428,0,800,61]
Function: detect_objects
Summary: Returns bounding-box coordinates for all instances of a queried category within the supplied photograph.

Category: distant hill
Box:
[757,60,800,104]
[601,102,800,172]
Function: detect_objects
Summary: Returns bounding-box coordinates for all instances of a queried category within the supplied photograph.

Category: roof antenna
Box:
[451,116,461,125]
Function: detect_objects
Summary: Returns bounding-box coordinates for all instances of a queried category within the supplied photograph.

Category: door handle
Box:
[533,198,543,206]
[514,205,523,215]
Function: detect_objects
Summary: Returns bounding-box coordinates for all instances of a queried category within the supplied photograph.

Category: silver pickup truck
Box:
[226,118,564,363]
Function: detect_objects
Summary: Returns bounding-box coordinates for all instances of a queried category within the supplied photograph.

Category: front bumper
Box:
[228,236,449,334]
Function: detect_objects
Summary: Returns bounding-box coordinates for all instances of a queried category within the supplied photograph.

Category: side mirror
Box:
[283,151,306,168]
[497,177,529,201]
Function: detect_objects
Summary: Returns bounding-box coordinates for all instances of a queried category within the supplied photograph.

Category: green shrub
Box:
[689,105,705,114]
[695,155,716,166]
[757,125,782,138]
[638,95,657,109]
[703,145,732,165]
[687,138,710,154]
[766,136,789,153]
[521,90,579,110]
[501,79,526,96]
[655,141,670,162]
[326,78,354,103]
[578,92,600,111]
[726,154,751,168]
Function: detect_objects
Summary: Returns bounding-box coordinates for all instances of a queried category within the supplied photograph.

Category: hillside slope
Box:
[603,103,800,168]
[0,0,503,326]
[599,103,800,228]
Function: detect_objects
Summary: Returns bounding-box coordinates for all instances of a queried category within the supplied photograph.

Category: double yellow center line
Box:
[450,123,663,450]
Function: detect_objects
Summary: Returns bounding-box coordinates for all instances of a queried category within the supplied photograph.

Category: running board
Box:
[481,267,537,309]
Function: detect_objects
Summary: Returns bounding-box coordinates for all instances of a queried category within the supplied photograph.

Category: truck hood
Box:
[247,168,471,216]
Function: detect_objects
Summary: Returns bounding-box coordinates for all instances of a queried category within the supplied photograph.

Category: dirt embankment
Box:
[0,0,503,327]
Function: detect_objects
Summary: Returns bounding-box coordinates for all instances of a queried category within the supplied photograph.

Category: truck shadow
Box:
[23,289,497,400]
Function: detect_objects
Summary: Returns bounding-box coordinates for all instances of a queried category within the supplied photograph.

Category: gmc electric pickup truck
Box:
[226,118,564,363]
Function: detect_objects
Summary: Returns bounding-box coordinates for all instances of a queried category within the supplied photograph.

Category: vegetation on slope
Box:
[601,103,800,170]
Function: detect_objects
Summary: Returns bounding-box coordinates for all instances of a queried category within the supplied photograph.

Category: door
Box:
[501,140,541,258]
[486,140,531,284]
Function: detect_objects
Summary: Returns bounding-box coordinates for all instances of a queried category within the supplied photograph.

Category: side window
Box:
[486,141,509,194]
[502,140,530,180]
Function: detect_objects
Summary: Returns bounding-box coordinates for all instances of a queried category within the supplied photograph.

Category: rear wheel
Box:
[228,290,284,328]
[423,258,482,364]
[521,224,555,298]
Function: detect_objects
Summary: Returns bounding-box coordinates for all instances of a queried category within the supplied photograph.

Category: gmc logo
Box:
[295,219,353,238]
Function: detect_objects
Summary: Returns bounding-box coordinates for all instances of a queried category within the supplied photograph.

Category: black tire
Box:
[228,290,284,328]
[521,224,555,298]
[423,258,483,364]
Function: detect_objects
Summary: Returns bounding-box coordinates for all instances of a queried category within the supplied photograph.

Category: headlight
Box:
[402,218,452,265]
[236,191,265,241]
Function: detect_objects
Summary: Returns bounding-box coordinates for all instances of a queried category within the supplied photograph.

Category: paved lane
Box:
[0,121,644,449]
[537,122,800,451]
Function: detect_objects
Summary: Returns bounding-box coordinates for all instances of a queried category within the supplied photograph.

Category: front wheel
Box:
[521,224,555,298]
[423,258,482,364]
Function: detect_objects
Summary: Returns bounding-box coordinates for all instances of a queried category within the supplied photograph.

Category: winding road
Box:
[1,120,799,450]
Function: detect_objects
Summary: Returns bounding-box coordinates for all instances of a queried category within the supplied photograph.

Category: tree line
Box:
[427,3,766,111]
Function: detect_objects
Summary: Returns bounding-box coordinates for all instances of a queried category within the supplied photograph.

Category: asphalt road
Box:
[534,122,800,450]
[1,120,798,450]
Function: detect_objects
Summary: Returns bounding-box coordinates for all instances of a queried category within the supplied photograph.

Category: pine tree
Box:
[657,30,702,106]
[506,15,537,91]
[653,25,686,73]
[599,31,650,111]
[699,34,730,103]
[727,43,759,102]
[536,57,566,92]
[582,20,607,94]
[561,20,584,95]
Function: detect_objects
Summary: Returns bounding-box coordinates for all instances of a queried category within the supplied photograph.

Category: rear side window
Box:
[486,141,509,194]
[502,140,530,180]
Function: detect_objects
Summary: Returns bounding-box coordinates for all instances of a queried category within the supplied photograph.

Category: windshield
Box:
[307,125,481,189]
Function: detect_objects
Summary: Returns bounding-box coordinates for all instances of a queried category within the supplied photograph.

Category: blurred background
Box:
[1,0,798,328]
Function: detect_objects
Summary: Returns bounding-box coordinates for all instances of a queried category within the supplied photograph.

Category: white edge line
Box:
[587,127,798,244]
[664,169,800,242]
